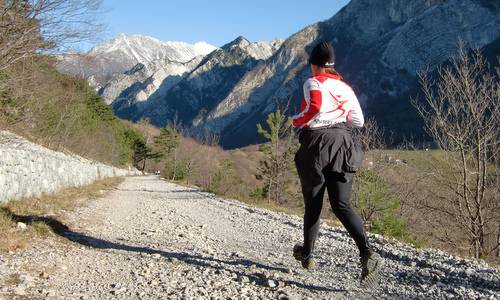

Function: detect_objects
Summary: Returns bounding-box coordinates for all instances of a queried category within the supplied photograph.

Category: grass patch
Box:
[1,56,147,167]
[0,177,123,252]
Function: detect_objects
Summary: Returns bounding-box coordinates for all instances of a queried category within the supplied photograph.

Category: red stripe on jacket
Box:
[292,90,322,127]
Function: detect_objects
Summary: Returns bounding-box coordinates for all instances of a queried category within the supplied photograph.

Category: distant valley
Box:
[58,0,500,148]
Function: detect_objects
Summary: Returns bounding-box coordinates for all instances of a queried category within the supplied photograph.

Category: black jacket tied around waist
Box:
[294,123,364,185]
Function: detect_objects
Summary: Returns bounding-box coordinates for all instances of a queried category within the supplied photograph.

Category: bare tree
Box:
[198,128,220,147]
[352,117,387,151]
[0,0,104,70]
[412,46,499,258]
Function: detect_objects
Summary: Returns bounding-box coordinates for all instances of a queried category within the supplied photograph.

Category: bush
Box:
[207,159,238,195]
[0,56,144,167]
[352,169,397,226]
[162,158,189,182]
[352,168,423,246]
[249,186,268,200]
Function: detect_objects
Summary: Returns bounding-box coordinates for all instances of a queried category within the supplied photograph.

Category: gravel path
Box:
[1,176,499,299]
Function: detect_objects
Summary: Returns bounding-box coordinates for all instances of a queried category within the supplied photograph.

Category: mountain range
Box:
[57,34,217,89]
[58,0,500,148]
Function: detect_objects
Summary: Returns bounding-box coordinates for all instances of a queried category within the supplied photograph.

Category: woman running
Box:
[292,41,383,288]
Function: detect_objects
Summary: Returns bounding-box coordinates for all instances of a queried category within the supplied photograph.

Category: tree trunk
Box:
[268,176,272,204]
[496,223,500,257]
[172,151,177,181]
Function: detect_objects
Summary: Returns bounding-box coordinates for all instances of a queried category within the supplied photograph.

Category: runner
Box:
[292,41,384,288]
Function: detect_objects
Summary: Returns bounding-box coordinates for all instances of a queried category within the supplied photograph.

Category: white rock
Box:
[16,222,27,230]
[266,279,277,288]
[13,286,26,296]
[0,131,141,204]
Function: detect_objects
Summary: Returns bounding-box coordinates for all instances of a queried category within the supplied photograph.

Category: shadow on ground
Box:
[3,208,347,294]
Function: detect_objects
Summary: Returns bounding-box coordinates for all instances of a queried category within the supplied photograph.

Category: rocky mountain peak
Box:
[62,0,499,150]
[57,34,217,88]
[222,36,252,49]
[214,36,284,61]
[192,0,500,148]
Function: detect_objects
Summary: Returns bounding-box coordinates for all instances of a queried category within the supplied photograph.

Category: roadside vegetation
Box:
[0,0,143,167]
[0,177,123,252]
[0,0,497,265]
[412,47,499,260]
[133,48,498,264]
[0,56,146,166]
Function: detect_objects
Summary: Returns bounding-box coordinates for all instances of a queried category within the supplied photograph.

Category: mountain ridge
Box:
[110,36,284,125]
[57,0,500,149]
[201,0,500,148]
[57,34,217,88]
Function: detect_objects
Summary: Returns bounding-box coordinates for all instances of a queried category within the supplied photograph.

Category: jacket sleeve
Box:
[292,79,322,128]
[346,88,364,128]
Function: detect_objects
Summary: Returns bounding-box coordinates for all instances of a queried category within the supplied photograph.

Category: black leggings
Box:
[301,171,370,257]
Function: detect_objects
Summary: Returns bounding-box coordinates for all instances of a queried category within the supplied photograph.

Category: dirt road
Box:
[1,176,498,299]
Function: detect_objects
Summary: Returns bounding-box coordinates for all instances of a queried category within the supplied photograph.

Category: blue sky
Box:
[92,0,349,49]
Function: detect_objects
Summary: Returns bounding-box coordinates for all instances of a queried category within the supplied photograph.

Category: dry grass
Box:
[134,119,498,263]
[176,144,498,263]
[0,177,123,252]
[364,149,500,265]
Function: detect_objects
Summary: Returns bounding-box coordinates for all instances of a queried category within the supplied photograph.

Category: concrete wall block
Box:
[0,131,141,203]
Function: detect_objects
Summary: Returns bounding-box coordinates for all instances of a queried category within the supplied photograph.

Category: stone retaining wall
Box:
[0,131,141,203]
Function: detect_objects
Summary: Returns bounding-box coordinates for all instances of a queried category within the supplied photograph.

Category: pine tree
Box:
[256,110,295,203]
[153,125,180,180]
[86,93,116,122]
[132,139,158,171]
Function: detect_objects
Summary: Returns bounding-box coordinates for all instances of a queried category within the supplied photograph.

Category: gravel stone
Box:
[0,176,498,299]
[266,279,277,288]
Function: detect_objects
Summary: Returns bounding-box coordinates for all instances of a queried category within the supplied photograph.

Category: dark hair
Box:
[325,67,343,79]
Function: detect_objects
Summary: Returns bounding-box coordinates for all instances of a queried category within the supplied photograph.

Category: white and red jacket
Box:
[292,73,364,129]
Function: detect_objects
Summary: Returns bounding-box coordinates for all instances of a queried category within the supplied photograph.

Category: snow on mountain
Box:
[112,36,283,125]
[89,34,215,63]
[57,34,217,88]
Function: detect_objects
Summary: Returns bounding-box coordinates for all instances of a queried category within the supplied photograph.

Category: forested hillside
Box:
[0,1,145,167]
[1,0,498,267]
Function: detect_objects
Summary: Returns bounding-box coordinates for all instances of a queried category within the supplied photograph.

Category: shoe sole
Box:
[292,244,302,261]
[301,259,315,270]
[361,256,384,289]
[292,244,315,270]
